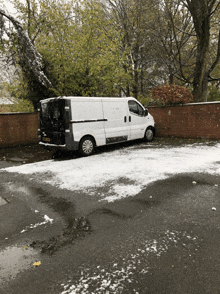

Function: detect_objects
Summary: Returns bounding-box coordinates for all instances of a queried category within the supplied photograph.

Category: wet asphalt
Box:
[0,138,220,294]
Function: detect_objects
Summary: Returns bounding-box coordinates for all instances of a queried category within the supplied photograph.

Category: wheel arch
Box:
[147,125,156,135]
[79,134,96,147]
[144,126,155,142]
[78,135,97,156]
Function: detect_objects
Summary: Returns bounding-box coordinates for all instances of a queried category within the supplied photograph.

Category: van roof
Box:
[40,96,137,103]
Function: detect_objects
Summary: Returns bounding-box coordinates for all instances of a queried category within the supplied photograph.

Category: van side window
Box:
[128,100,144,116]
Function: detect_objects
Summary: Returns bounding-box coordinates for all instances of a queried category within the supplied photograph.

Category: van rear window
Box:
[41,103,49,120]
[41,100,65,121]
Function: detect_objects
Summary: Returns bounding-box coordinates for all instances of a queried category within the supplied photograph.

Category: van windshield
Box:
[128,100,144,116]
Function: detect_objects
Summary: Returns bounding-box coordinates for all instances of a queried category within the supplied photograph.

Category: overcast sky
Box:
[1,0,17,14]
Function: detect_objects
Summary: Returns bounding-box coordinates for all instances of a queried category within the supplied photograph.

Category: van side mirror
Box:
[144,109,148,116]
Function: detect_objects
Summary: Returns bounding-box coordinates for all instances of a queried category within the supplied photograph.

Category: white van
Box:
[38,96,156,156]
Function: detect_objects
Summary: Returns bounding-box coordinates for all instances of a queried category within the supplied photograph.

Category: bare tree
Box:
[154,0,196,85]
[181,0,220,101]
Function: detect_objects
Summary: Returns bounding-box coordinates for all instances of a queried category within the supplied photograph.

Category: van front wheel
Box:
[79,136,95,156]
[144,128,154,142]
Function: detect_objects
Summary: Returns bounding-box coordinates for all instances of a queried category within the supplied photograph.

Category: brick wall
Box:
[0,113,38,148]
[0,102,220,148]
[148,102,220,139]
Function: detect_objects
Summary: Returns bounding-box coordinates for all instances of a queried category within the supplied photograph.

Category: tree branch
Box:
[209,1,220,16]
[0,8,52,88]
[209,29,220,74]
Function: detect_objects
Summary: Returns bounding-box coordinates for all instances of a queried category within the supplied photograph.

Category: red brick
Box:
[0,113,38,147]
[1,102,220,148]
[148,102,220,140]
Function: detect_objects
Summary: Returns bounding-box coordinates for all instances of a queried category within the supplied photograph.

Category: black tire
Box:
[79,136,95,156]
[144,128,154,142]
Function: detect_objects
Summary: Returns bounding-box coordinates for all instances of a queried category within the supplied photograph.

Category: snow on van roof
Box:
[40,96,137,103]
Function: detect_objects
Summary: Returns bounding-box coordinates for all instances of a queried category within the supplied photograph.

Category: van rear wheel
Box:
[79,136,95,156]
[144,128,154,142]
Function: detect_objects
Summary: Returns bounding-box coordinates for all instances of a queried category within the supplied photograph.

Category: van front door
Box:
[102,99,130,144]
[128,100,147,140]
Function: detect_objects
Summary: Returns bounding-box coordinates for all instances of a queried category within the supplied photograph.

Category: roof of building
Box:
[0,97,15,105]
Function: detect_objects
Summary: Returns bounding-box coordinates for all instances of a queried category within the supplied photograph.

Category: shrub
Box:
[151,84,193,106]
[137,94,152,106]
[2,99,34,113]
[208,86,220,101]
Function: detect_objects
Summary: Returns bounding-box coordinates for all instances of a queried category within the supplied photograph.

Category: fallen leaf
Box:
[33,261,41,267]
[23,245,28,250]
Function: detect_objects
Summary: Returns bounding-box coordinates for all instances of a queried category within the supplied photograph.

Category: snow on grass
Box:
[2,142,220,202]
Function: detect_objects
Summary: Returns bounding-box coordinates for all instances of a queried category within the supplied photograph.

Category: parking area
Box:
[1,137,220,294]
[0,137,216,166]
[3,137,220,204]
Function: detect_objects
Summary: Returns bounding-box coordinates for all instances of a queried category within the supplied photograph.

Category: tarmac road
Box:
[0,138,220,294]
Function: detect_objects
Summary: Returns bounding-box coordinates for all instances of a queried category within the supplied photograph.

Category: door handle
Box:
[129,116,131,122]
[124,116,127,122]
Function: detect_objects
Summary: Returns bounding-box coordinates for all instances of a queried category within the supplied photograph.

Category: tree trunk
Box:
[133,59,139,99]
[192,74,209,102]
[192,39,209,101]
[169,73,174,85]
[184,0,215,102]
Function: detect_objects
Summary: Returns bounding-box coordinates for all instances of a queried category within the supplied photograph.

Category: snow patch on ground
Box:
[2,143,220,202]
[105,184,142,202]
[60,230,198,294]
[20,215,53,233]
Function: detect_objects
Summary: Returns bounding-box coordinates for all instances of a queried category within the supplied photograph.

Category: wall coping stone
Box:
[148,101,220,108]
[0,112,36,115]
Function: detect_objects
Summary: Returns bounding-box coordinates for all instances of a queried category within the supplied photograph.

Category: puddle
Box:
[91,208,131,219]
[0,245,40,284]
[0,144,53,165]
[132,198,161,207]
[30,217,92,255]
[2,182,89,255]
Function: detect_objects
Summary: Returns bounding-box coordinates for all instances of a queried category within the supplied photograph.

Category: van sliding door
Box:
[102,99,130,144]
[70,99,106,146]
